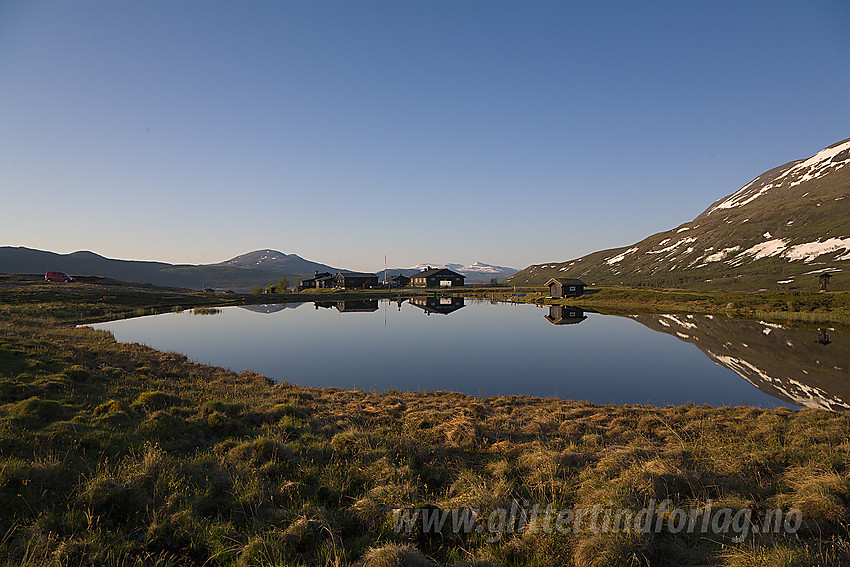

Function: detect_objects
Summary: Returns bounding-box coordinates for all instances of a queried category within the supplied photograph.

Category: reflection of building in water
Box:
[631,314,850,411]
[336,300,379,313]
[544,305,587,325]
[313,300,378,313]
[409,296,465,315]
[239,304,298,314]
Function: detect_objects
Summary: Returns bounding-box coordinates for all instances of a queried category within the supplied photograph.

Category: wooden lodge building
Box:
[545,277,586,298]
[410,267,465,288]
[298,272,335,290]
[298,271,379,290]
[335,272,379,289]
[387,274,410,288]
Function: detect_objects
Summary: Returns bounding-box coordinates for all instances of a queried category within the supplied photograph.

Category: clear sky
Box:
[2,1,848,272]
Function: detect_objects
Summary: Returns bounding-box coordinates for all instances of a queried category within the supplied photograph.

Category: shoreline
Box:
[1,278,849,565]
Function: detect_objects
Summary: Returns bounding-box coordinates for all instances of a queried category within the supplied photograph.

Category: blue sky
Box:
[2,1,848,271]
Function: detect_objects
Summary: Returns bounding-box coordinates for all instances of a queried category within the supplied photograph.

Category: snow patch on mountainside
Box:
[605,247,639,265]
[646,237,697,255]
[708,177,774,213]
[784,238,850,262]
[727,237,850,265]
[734,239,789,262]
[783,139,850,187]
[703,246,741,263]
[706,140,850,215]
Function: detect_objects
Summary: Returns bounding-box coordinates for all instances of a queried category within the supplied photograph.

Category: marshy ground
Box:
[0,277,849,566]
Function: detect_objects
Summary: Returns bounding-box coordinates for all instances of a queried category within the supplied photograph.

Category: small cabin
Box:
[410,267,465,288]
[545,277,586,298]
[819,273,832,291]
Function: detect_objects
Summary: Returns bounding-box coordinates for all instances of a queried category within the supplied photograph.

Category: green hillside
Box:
[507,138,850,291]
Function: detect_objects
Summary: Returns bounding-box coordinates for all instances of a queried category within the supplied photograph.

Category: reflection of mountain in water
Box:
[631,314,850,410]
[545,305,587,325]
[409,296,465,315]
[239,303,301,314]
[314,300,379,313]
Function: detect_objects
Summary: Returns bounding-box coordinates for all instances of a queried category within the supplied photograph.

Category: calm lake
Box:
[88,298,850,410]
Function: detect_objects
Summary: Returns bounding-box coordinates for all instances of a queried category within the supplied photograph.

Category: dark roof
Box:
[411,267,465,279]
[388,274,409,281]
[337,272,378,278]
[545,277,586,286]
[302,272,334,282]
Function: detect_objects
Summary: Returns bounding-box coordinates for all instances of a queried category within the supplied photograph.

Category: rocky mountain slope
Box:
[507,138,850,291]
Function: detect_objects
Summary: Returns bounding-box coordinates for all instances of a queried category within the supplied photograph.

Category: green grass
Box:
[493,287,850,329]
[0,279,849,565]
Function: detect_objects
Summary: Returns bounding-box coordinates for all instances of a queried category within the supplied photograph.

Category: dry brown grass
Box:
[2,281,850,566]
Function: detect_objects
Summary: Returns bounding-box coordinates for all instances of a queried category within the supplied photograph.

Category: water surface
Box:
[88,299,848,409]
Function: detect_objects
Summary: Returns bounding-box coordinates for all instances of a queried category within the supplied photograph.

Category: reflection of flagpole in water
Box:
[384,254,388,326]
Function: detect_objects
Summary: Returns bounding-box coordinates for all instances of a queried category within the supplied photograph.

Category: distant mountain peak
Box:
[218,249,289,264]
[214,249,344,275]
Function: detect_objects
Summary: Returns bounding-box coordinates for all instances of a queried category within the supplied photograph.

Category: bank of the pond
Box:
[496,287,850,330]
[1,279,849,566]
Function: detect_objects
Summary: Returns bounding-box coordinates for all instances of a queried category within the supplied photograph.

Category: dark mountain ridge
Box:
[0,247,331,291]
